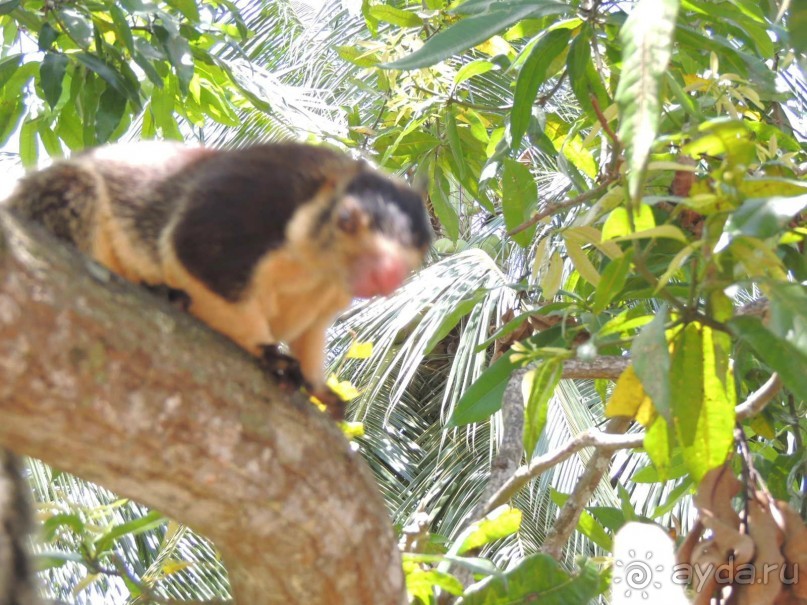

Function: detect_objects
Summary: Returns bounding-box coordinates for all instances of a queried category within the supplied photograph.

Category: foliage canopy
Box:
[0,0,805,602]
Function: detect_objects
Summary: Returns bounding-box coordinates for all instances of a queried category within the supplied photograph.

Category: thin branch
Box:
[561,356,628,380]
[541,417,630,559]
[481,372,782,516]
[481,423,642,516]
[536,71,567,106]
[591,95,618,145]
[508,179,616,237]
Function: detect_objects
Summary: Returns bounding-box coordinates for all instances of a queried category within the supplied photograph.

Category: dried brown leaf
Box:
[694,465,742,529]
[676,519,704,566]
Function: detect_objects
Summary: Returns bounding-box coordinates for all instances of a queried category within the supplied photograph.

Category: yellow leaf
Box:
[475,35,513,57]
[606,366,656,426]
[326,375,361,401]
[611,225,689,243]
[563,233,601,286]
[532,236,549,279]
[339,421,365,440]
[682,74,711,90]
[566,225,623,259]
[346,341,374,359]
[161,560,193,575]
[541,250,563,299]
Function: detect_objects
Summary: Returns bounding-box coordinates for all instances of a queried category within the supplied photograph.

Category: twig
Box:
[561,356,628,380]
[481,423,642,515]
[481,373,782,516]
[508,179,616,237]
[541,417,630,559]
[591,95,618,145]
[536,70,567,106]
[477,370,525,510]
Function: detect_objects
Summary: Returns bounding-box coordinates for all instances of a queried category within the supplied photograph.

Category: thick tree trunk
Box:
[0,210,404,605]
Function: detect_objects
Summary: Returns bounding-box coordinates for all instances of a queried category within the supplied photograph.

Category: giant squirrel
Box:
[5,141,432,411]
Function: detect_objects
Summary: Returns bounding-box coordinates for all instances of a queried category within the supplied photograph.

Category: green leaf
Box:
[0,54,22,90]
[0,0,20,14]
[631,307,671,419]
[550,118,597,179]
[461,554,603,605]
[592,250,633,313]
[551,492,613,550]
[730,316,807,401]
[40,52,68,109]
[335,45,380,68]
[602,204,655,240]
[38,23,58,51]
[425,290,486,355]
[94,511,165,554]
[644,407,673,480]
[42,513,85,540]
[109,4,135,54]
[58,8,93,48]
[502,158,538,248]
[166,0,200,22]
[153,24,194,94]
[453,0,568,17]
[789,0,807,55]
[616,0,680,203]
[447,352,518,427]
[37,121,62,157]
[95,85,127,143]
[75,53,131,100]
[454,59,495,85]
[367,4,421,27]
[445,108,466,182]
[723,195,807,241]
[383,6,545,70]
[768,283,807,357]
[738,177,807,198]
[19,118,38,167]
[510,28,571,149]
[429,160,460,241]
[459,507,522,554]
[199,86,239,127]
[566,26,609,119]
[523,357,562,456]
[670,323,734,481]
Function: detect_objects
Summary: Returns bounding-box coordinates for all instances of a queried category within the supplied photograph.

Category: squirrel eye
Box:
[336,203,364,235]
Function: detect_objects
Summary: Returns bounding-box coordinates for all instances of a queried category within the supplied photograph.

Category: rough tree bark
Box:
[0,210,404,605]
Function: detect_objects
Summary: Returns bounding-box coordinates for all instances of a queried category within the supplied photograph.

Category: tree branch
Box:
[0,211,403,605]
[507,179,616,237]
[480,372,782,518]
